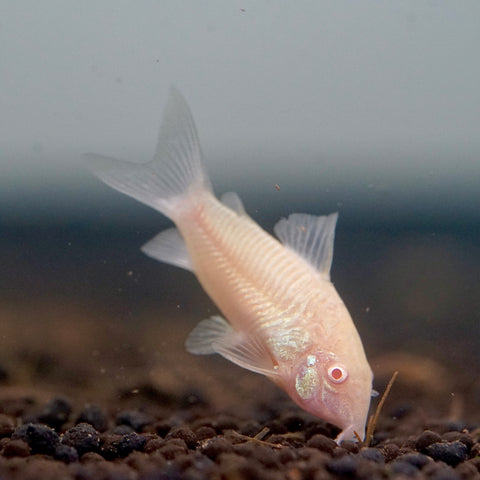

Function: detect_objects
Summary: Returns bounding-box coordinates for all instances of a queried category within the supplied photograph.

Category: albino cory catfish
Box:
[87,88,373,443]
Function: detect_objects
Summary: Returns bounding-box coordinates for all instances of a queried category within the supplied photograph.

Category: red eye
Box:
[328,365,348,384]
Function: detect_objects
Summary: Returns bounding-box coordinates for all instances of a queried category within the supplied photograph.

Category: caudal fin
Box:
[86,87,210,218]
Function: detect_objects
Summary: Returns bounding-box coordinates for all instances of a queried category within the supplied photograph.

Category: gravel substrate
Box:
[0,386,479,480]
[0,309,478,479]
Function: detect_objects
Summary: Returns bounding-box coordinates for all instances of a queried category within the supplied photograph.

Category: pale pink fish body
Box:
[88,88,373,443]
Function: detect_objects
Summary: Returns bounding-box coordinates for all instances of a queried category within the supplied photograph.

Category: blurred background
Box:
[1,2,479,414]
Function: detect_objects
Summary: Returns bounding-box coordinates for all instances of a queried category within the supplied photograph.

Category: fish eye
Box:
[327,365,348,384]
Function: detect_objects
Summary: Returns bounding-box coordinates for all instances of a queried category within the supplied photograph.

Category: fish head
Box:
[287,350,373,443]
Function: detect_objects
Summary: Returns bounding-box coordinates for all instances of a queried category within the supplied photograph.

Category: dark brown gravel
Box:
[1,390,479,480]
[0,311,479,479]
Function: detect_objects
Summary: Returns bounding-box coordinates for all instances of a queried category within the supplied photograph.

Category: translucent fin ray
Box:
[273,212,338,279]
[185,316,277,377]
[220,192,246,215]
[86,87,210,218]
[141,228,193,272]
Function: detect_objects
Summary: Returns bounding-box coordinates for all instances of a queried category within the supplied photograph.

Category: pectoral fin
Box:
[185,316,278,377]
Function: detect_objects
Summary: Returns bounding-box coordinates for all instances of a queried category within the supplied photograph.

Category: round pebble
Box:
[62,423,101,456]
[76,404,108,432]
[415,430,443,452]
[396,452,431,469]
[359,447,385,463]
[425,441,468,467]
[117,432,147,457]
[306,433,337,454]
[390,459,420,476]
[327,454,358,476]
[2,439,31,457]
[115,410,154,432]
[200,436,233,459]
[12,423,60,455]
[54,444,79,463]
[36,397,72,430]
[166,426,197,448]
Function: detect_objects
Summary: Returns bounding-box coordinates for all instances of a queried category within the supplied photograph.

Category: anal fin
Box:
[220,192,246,215]
[185,316,278,377]
[141,228,193,272]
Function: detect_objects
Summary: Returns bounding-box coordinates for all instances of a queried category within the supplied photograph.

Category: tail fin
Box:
[86,87,210,217]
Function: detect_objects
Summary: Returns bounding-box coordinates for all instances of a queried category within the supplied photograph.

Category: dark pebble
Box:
[36,397,72,430]
[117,432,147,457]
[442,431,474,450]
[332,445,349,458]
[401,438,417,450]
[425,441,468,467]
[267,433,303,448]
[416,430,443,452]
[2,439,31,457]
[327,454,358,476]
[113,424,135,435]
[445,420,472,433]
[423,462,461,480]
[297,446,329,463]
[470,443,480,457]
[158,439,189,460]
[115,410,154,432]
[200,436,233,459]
[381,442,401,461]
[456,460,480,478]
[12,423,60,455]
[195,426,216,441]
[359,447,385,463]
[100,433,123,460]
[232,441,279,468]
[54,443,79,463]
[166,426,197,448]
[143,437,165,453]
[76,404,108,432]
[396,452,431,469]
[390,459,420,476]
[340,440,359,454]
[62,422,101,456]
[175,451,215,474]
[254,446,280,469]
[277,447,297,464]
[0,413,16,437]
[217,452,264,480]
[80,451,105,463]
[306,433,337,454]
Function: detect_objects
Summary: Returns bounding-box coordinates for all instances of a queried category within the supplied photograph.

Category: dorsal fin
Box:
[273,212,338,279]
[220,192,246,215]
